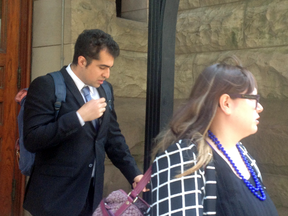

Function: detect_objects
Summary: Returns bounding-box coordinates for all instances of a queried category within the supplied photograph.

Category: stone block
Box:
[103,97,146,197]
[179,0,242,10]
[174,48,288,99]
[179,0,200,10]
[103,164,133,197]
[174,54,195,99]
[32,46,61,80]
[176,2,245,53]
[121,9,148,23]
[174,52,226,99]
[121,0,148,12]
[243,98,288,168]
[63,44,74,66]
[33,0,62,47]
[225,48,288,99]
[113,97,146,150]
[71,0,113,42]
[245,0,288,48]
[71,0,148,51]
[262,173,288,209]
[109,50,147,98]
[200,0,243,7]
[108,18,148,52]
[64,0,72,44]
[31,44,73,81]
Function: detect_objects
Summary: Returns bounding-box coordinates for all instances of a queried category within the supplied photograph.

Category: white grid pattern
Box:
[149,141,263,216]
[150,140,217,216]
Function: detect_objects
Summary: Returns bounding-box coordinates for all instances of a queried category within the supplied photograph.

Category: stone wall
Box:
[121,0,149,22]
[31,0,72,80]
[30,0,288,215]
[70,0,149,196]
[174,0,288,214]
[28,1,148,215]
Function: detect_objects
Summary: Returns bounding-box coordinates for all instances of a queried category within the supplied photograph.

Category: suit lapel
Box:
[60,67,96,133]
[60,67,85,107]
[97,85,109,133]
[59,67,109,135]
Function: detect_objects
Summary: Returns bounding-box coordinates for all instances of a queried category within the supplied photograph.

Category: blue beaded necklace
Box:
[208,130,266,201]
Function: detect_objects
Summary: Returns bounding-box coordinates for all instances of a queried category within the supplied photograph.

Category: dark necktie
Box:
[82,86,98,131]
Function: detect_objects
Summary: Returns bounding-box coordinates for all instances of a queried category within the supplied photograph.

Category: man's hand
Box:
[132,174,149,192]
[77,98,107,121]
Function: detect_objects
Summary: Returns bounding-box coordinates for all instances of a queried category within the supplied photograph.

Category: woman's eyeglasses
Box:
[228,94,260,109]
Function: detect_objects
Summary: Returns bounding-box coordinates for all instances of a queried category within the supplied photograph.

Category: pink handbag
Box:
[93,166,151,216]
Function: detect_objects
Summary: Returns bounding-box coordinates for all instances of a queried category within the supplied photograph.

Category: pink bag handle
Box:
[130,166,152,198]
[114,166,152,216]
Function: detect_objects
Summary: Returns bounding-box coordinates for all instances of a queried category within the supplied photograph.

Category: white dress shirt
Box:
[66,64,100,126]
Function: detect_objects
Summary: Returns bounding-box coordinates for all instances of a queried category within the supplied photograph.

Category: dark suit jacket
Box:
[23,67,141,216]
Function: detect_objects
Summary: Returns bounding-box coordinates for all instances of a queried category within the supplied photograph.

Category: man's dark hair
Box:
[72,29,120,66]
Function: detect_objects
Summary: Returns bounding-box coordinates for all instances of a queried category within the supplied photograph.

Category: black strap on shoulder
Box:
[102,81,113,111]
[48,71,66,119]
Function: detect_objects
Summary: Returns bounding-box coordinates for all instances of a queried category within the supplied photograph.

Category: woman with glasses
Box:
[150,56,278,216]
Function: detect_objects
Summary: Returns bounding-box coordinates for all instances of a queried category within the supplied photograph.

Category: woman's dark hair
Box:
[72,29,120,66]
[152,56,257,176]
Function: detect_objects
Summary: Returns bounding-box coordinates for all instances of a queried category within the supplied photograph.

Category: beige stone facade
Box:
[175,2,288,214]
[30,0,288,215]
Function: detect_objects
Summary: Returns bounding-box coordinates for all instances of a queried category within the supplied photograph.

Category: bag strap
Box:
[102,81,113,111]
[100,199,111,216]
[114,166,152,216]
[48,71,66,119]
[130,165,152,198]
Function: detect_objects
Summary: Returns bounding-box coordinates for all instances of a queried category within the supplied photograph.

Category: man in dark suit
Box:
[23,29,143,216]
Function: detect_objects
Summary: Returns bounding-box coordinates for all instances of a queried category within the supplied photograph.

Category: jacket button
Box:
[89,164,93,168]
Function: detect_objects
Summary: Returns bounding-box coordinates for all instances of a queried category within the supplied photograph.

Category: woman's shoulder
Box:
[166,139,197,152]
[154,139,198,165]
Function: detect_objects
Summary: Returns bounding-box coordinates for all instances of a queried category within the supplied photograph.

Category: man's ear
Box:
[78,56,87,67]
[218,94,232,115]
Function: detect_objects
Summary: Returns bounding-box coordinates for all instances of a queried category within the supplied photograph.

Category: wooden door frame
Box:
[12,0,32,215]
[19,0,32,88]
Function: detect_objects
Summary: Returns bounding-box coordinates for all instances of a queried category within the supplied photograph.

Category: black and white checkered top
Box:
[150,139,262,216]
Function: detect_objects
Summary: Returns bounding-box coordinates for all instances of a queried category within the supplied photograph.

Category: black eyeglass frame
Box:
[228,94,260,109]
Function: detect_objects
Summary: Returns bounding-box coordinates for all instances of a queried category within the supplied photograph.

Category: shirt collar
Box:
[66,64,93,93]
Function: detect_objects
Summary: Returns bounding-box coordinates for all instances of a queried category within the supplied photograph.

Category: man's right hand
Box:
[77,97,107,121]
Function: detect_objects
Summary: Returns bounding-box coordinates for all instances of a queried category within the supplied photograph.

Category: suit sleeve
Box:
[104,83,141,184]
[150,141,205,216]
[23,75,82,152]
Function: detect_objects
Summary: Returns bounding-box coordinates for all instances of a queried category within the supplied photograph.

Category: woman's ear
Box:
[218,94,232,115]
